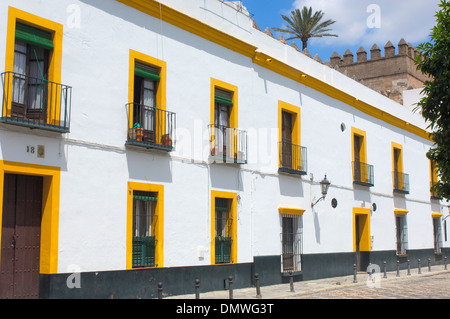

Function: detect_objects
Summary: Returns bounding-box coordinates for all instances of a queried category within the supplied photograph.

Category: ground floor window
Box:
[433,217,443,254]
[215,197,232,264]
[132,191,157,268]
[281,214,302,273]
[395,214,408,255]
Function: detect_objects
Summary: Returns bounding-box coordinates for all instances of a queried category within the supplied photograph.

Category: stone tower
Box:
[329,39,429,104]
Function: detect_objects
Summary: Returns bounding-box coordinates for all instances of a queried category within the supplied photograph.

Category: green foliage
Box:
[272,7,337,51]
[415,0,450,199]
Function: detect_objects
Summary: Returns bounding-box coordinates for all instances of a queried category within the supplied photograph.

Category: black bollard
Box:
[428,258,431,272]
[228,276,233,299]
[396,260,400,277]
[158,282,163,299]
[445,256,448,270]
[353,264,357,283]
[418,259,422,274]
[254,273,262,298]
[289,272,295,292]
[383,261,387,278]
[407,260,411,276]
[195,279,200,299]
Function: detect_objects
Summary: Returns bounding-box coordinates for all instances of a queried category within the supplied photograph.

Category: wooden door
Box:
[0,174,43,299]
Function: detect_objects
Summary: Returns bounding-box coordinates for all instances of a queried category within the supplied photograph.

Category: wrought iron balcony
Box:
[1,71,72,132]
[430,181,442,200]
[393,171,410,194]
[126,103,176,151]
[352,161,374,187]
[208,124,247,164]
[278,141,307,175]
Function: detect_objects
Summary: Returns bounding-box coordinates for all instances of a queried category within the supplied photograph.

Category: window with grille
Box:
[215,198,232,264]
[281,214,302,273]
[395,215,408,255]
[433,217,443,254]
[132,191,157,268]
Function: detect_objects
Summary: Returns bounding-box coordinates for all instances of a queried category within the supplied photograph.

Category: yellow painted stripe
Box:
[117,0,432,142]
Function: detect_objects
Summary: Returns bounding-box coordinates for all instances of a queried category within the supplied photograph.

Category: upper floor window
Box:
[126,50,174,151]
[278,101,306,175]
[208,79,247,164]
[351,127,374,187]
[392,142,409,194]
[1,8,71,132]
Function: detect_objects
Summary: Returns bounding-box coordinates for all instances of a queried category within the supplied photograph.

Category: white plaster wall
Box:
[0,0,446,274]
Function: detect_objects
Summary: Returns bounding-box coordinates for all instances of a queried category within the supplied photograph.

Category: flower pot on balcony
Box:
[161,134,172,147]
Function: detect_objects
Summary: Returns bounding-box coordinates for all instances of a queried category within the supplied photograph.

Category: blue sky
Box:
[240,0,441,62]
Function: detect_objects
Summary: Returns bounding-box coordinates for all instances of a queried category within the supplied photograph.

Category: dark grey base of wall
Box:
[39,248,449,298]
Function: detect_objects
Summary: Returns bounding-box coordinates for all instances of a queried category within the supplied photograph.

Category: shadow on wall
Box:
[126,150,172,183]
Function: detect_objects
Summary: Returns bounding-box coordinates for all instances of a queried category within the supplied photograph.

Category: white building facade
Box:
[0,0,448,298]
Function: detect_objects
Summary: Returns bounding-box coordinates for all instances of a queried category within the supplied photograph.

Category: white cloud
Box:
[290,0,440,49]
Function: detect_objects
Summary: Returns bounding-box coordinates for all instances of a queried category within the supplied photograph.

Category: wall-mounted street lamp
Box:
[311,175,331,208]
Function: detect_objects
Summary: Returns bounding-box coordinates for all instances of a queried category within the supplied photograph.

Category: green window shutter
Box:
[15,23,54,50]
[135,62,160,81]
[133,195,157,202]
[215,88,233,106]
[215,198,229,212]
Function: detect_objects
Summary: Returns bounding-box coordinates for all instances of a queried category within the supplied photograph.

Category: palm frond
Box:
[271,6,338,50]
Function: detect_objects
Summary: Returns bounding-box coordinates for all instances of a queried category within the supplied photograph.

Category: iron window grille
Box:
[208,124,247,164]
[433,217,443,254]
[352,161,374,187]
[126,103,176,151]
[280,214,302,274]
[132,191,158,268]
[215,198,233,264]
[278,141,307,175]
[1,71,72,132]
[395,215,408,255]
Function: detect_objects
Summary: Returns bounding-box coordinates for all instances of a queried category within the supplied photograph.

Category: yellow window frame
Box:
[126,181,164,269]
[211,190,237,265]
[128,50,167,143]
[278,101,301,170]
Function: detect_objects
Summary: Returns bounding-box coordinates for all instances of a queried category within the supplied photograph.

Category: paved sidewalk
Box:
[166,265,450,299]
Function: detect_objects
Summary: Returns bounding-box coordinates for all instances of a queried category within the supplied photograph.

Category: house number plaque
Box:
[27,145,45,158]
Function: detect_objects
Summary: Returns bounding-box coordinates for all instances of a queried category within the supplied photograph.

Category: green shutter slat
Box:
[135,63,160,81]
[134,68,160,81]
[15,23,54,50]
[214,88,233,106]
[214,96,233,106]
[133,195,157,202]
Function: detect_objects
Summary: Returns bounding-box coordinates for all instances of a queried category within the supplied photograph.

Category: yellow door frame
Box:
[0,160,61,274]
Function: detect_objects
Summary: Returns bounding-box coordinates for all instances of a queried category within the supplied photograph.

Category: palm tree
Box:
[272,7,338,51]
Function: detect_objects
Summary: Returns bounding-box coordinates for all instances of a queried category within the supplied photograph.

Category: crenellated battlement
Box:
[257,22,428,105]
[329,39,423,66]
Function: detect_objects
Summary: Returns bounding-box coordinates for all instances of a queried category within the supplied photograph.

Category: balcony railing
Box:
[1,71,72,132]
[278,141,307,175]
[430,181,442,200]
[126,103,176,151]
[393,171,410,194]
[208,124,247,164]
[352,161,374,187]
